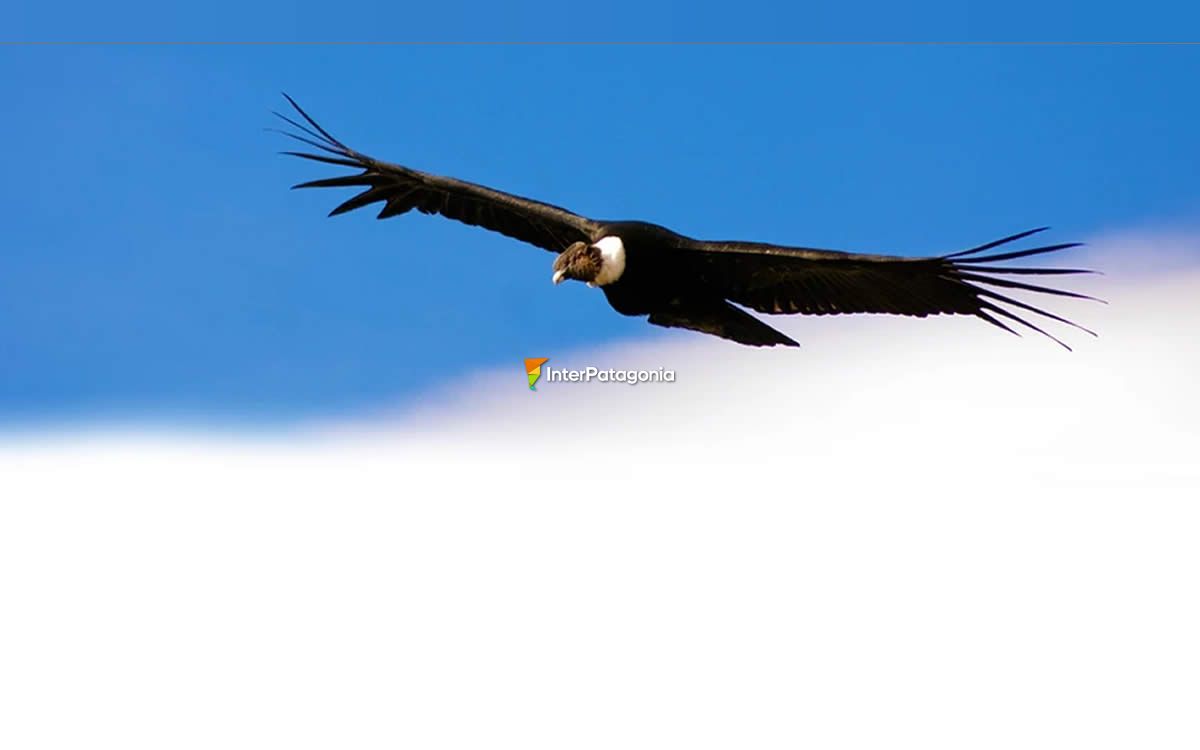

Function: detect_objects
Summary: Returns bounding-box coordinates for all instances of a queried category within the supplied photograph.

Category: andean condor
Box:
[276,95,1098,349]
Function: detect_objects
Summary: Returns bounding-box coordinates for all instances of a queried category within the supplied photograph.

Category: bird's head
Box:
[552,241,602,286]
[552,237,626,287]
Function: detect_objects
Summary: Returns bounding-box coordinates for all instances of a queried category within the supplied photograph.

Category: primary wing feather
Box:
[276,94,599,253]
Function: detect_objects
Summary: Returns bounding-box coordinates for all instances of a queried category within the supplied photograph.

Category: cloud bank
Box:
[1,231,1197,749]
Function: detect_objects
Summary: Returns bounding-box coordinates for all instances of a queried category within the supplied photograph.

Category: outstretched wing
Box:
[274,94,600,253]
[680,228,1100,349]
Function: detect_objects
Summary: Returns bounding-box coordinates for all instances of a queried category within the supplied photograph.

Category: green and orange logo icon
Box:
[525,358,549,391]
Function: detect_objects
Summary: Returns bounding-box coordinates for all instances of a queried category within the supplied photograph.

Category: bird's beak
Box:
[552,270,566,285]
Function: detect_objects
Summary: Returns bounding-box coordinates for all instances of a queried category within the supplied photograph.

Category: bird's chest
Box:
[600,247,692,316]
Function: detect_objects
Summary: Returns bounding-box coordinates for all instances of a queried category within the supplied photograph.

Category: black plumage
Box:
[276,95,1098,349]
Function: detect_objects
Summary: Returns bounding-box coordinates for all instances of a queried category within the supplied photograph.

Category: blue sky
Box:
[2,9,1199,424]
[6,2,1200,43]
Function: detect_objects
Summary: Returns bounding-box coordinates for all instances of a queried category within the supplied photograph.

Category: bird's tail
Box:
[649,301,799,347]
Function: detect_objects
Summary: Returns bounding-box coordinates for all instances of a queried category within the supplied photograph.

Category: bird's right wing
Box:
[275,95,600,254]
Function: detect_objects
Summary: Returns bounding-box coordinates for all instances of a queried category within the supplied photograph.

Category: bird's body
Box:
[579,223,810,347]
[276,95,1098,349]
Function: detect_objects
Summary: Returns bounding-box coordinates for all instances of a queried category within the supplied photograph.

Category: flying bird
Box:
[275,95,1098,349]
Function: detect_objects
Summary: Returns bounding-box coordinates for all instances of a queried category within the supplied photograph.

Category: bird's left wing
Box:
[275,95,600,253]
[677,228,1100,349]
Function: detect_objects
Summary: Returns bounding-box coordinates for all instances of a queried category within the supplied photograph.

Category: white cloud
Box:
[1,233,1198,749]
